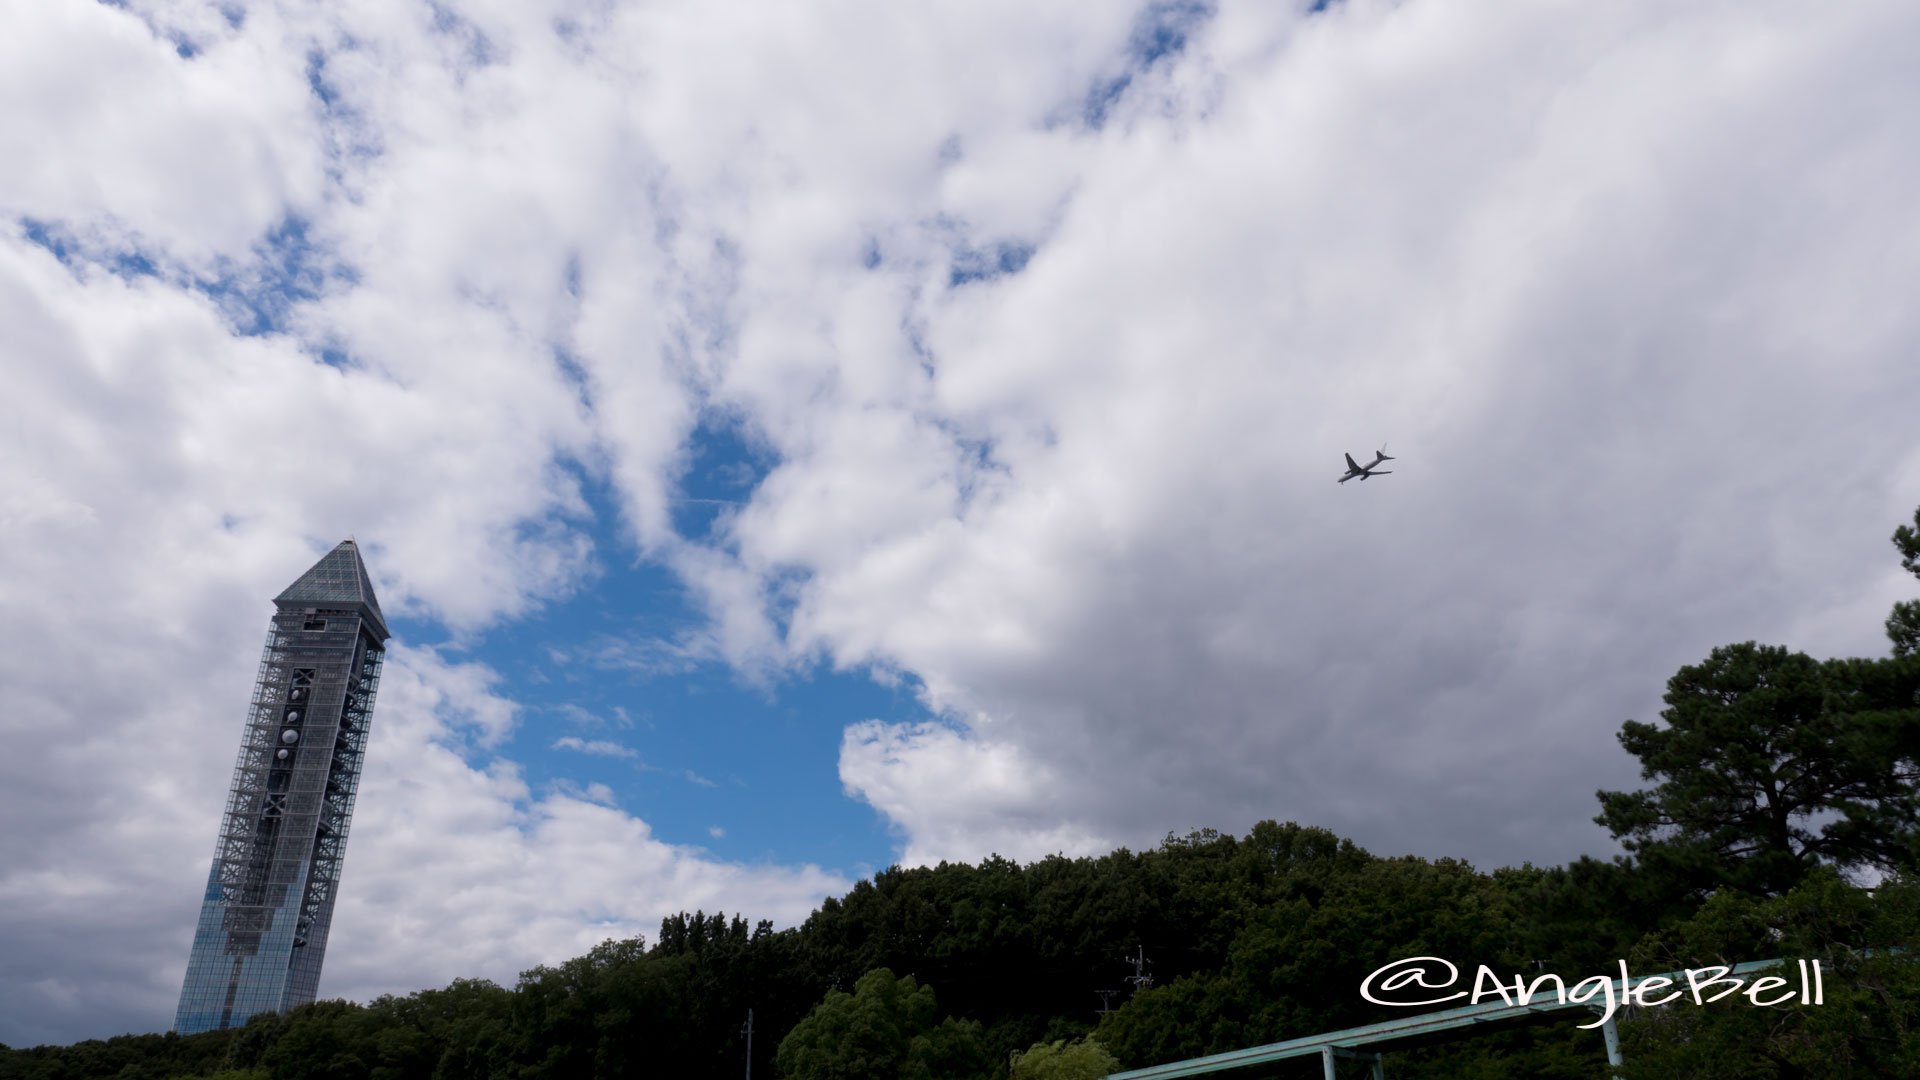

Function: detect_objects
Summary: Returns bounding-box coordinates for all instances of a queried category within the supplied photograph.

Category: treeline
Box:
[7,834,1915,1080]
[7,509,1919,1080]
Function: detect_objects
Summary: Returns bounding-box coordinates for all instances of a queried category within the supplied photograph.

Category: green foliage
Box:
[238,981,515,1080]
[796,822,1375,1068]
[1096,854,1527,1067]
[260,1001,375,1080]
[0,1030,245,1080]
[774,968,987,1080]
[1619,869,1920,1078]
[1596,642,1920,895]
[0,820,1907,1080]
[1008,1035,1117,1080]
[1889,503,1920,656]
[1493,855,1691,977]
[510,917,819,1080]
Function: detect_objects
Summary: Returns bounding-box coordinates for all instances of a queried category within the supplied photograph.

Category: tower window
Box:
[303,619,327,631]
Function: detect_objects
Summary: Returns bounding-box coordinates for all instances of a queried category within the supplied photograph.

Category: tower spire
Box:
[175,541,389,1033]
[274,539,388,642]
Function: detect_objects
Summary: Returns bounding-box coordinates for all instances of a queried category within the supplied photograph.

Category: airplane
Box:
[1338,444,1394,484]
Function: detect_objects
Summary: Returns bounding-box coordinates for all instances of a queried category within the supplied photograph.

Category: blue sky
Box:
[4,0,1919,1048]
[406,441,930,874]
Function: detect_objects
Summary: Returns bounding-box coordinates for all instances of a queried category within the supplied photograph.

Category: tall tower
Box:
[174,540,390,1034]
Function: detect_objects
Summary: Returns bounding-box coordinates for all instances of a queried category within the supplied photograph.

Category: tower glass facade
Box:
[175,540,390,1034]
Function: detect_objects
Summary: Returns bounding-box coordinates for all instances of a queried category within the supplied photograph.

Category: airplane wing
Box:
[1344,453,1360,471]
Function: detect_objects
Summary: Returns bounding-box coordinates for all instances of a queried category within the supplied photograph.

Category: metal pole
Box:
[745,1008,754,1080]
[1321,1047,1335,1080]
[1601,1013,1622,1076]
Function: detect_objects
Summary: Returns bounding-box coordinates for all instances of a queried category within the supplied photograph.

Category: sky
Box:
[3,0,1919,1048]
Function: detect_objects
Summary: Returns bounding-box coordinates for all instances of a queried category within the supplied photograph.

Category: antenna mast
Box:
[1125,946,1154,995]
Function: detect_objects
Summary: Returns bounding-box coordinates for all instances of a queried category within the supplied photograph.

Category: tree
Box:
[1496,854,1696,977]
[1096,855,1520,1068]
[1619,868,1920,1079]
[259,1001,376,1080]
[774,968,987,1080]
[1596,642,1920,896]
[1888,503,1920,656]
[1597,507,1920,894]
[1010,1035,1119,1080]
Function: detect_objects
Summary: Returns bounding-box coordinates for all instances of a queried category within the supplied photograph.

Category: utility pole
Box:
[743,1008,754,1080]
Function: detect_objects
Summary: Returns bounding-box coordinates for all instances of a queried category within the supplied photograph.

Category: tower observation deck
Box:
[174,540,389,1034]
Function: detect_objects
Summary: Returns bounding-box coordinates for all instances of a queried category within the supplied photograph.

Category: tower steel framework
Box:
[174,540,390,1034]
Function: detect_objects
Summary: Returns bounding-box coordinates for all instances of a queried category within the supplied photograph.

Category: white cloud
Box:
[0,1,324,263]
[556,632,717,679]
[674,0,1920,865]
[551,736,640,759]
[549,703,606,727]
[840,721,1110,866]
